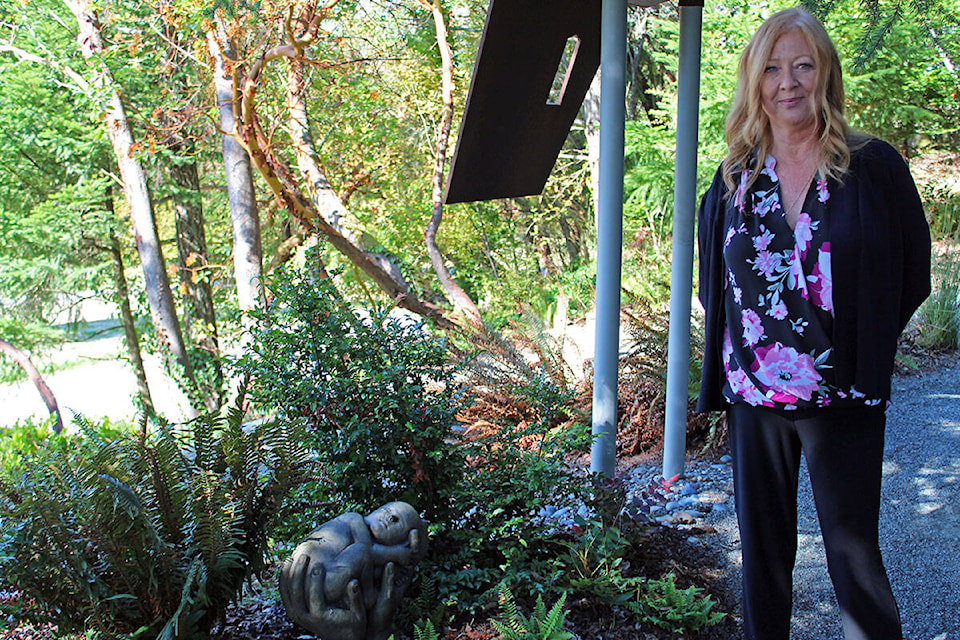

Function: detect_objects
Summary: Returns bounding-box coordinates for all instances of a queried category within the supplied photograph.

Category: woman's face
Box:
[760,30,819,138]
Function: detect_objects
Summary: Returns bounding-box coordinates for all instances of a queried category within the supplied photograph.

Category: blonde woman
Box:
[696,7,930,640]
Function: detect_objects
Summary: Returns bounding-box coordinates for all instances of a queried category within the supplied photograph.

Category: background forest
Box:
[0,0,959,637]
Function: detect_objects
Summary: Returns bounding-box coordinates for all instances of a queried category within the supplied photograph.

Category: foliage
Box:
[235,258,467,532]
[916,245,960,349]
[637,573,726,634]
[564,516,641,608]
[0,394,306,638]
[558,480,724,636]
[236,260,593,616]
[412,619,441,640]
[491,582,574,640]
[0,417,81,479]
[423,323,591,613]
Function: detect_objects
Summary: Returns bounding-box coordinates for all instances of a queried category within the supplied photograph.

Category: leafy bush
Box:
[432,331,591,612]
[560,498,724,636]
[0,416,67,478]
[429,404,588,612]
[234,263,467,533]
[0,395,305,638]
[235,261,593,618]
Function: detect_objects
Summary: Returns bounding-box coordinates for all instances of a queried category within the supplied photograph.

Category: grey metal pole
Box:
[590,0,628,478]
[662,1,703,481]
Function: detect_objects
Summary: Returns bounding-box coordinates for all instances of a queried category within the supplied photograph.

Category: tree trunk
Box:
[419,0,483,327]
[66,0,198,415]
[286,50,362,247]
[108,230,156,419]
[158,3,221,410]
[170,159,220,348]
[234,11,457,330]
[0,339,63,434]
[207,25,265,316]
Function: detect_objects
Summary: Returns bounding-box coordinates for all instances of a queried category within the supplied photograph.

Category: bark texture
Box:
[419,0,483,327]
[234,6,456,329]
[208,26,265,315]
[67,0,198,414]
[108,230,155,418]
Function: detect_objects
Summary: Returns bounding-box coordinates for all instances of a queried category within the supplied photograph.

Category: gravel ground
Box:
[654,351,960,640]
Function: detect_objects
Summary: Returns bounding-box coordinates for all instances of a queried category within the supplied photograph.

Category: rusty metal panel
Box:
[444,0,602,204]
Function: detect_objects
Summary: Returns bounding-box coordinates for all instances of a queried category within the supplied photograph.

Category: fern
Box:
[413,619,441,640]
[0,388,307,638]
[636,573,726,634]
[491,582,574,640]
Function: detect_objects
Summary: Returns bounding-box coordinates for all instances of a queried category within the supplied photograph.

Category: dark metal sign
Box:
[444,0,602,204]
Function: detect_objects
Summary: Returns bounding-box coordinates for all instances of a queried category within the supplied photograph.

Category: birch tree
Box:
[65,0,200,414]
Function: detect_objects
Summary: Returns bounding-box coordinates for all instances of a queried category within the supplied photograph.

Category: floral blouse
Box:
[721,155,883,409]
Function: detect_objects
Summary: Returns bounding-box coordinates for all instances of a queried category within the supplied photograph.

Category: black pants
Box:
[727,403,902,640]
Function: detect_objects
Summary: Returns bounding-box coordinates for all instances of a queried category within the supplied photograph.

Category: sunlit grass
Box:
[917,242,960,351]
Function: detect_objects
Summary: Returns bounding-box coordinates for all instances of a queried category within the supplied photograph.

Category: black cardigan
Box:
[696,139,932,413]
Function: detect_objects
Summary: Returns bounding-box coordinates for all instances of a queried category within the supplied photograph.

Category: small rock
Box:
[679,495,701,509]
[698,490,729,504]
[665,500,681,511]
[720,454,733,464]
[680,482,701,496]
[669,510,697,525]
[710,503,732,517]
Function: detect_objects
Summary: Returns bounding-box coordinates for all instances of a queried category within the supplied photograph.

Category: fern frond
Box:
[539,592,568,637]
[413,619,440,640]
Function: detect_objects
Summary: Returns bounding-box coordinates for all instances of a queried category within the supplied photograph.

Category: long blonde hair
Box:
[722,7,856,192]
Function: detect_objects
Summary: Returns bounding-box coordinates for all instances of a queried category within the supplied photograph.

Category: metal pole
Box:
[590,0,628,478]
[662,1,703,481]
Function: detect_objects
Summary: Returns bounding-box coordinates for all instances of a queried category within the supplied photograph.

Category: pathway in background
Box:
[0,310,192,429]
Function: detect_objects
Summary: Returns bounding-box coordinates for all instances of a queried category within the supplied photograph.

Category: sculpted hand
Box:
[407,528,422,555]
[368,562,406,640]
[279,554,366,640]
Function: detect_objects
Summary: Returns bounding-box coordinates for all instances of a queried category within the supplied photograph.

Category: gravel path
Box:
[675,352,960,640]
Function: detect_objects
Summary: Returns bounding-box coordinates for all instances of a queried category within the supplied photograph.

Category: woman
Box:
[696,8,930,640]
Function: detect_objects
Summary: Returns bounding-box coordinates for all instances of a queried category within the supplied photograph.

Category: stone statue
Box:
[279,501,426,640]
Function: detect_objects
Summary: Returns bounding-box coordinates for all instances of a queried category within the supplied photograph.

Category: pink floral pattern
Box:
[808,242,833,313]
[741,308,766,346]
[720,155,880,409]
[752,342,822,403]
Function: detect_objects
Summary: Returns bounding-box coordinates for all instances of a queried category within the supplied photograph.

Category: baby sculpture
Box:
[279,501,426,640]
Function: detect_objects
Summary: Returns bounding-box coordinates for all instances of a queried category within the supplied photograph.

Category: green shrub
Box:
[235,260,592,618]
[560,509,724,635]
[0,416,73,479]
[430,371,590,613]
[0,393,306,638]
[234,262,467,533]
